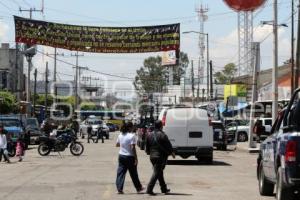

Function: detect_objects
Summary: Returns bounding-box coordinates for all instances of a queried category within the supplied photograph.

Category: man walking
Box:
[145,120,175,195]
[0,125,10,163]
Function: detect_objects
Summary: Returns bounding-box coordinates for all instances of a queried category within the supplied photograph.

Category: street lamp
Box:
[22,45,37,104]
[261,18,288,123]
[183,31,210,101]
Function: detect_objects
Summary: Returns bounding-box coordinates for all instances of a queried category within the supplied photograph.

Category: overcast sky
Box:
[0,0,295,98]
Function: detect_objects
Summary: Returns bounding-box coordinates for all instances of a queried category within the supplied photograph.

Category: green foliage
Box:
[35,94,54,106]
[80,102,97,110]
[0,91,18,114]
[173,52,189,85]
[214,63,237,84]
[134,52,189,94]
[134,56,167,95]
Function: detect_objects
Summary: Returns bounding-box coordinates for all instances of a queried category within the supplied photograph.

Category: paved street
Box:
[1,132,273,200]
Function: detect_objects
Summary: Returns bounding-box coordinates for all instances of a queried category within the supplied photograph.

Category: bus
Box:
[76,110,125,127]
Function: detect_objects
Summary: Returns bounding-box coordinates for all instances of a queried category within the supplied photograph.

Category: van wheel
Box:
[258,162,274,196]
[276,167,294,200]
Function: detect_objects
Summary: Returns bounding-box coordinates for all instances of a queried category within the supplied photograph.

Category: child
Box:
[16,137,25,162]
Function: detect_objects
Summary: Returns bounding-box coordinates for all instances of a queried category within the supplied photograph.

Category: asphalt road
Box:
[0,132,275,200]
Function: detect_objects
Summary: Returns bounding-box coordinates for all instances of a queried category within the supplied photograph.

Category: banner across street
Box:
[14,16,180,54]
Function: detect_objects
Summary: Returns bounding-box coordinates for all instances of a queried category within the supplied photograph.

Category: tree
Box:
[35,94,54,107]
[173,52,189,85]
[0,91,18,114]
[214,63,237,84]
[134,56,167,95]
[80,101,97,110]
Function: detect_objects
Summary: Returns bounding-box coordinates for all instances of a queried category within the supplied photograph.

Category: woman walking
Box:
[115,122,144,194]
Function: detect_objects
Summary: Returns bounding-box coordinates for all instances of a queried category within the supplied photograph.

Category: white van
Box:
[160,107,214,163]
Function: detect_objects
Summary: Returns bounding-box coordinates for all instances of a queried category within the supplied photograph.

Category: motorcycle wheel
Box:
[70,142,84,156]
[38,143,51,156]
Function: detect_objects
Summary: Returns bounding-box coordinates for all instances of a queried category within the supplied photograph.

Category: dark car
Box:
[106,123,117,132]
[25,118,42,145]
[257,88,300,200]
[212,121,227,151]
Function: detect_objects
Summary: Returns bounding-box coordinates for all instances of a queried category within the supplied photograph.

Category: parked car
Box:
[25,117,42,145]
[160,107,214,163]
[80,117,109,139]
[0,116,24,142]
[106,122,118,132]
[212,121,227,151]
[257,88,300,200]
[227,123,250,142]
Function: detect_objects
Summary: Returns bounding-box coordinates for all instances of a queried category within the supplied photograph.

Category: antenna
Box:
[195,3,209,98]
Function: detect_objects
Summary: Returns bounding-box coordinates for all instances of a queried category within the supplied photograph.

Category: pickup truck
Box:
[257,89,300,200]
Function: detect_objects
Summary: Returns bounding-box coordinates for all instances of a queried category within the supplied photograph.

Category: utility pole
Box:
[20,6,43,103]
[71,51,84,111]
[207,34,210,100]
[191,60,195,98]
[191,60,195,107]
[46,49,64,100]
[45,62,49,119]
[197,60,200,99]
[15,43,20,101]
[209,60,213,100]
[295,0,300,89]
[291,0,295,92]
[272,0,279,123]
[33,69,37,116]
[249,42,260,149]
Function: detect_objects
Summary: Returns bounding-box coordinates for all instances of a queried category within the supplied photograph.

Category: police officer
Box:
[96,126,104,143]
[87,123,93,143]
[145,120,175,195]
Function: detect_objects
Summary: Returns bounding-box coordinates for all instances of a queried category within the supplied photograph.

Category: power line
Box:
[0,1,14,11]
[21,0,31,7]
[36,49,135,80]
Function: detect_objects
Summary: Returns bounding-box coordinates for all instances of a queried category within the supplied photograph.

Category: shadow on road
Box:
[167,160,231,166]
[124,192,192,196]
[165,193,193,196]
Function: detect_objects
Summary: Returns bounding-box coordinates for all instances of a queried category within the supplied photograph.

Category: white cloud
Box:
[0,21,9,42]
[206,25,290,72]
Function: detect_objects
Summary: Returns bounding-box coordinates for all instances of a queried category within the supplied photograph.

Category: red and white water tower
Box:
[223,0,267,76]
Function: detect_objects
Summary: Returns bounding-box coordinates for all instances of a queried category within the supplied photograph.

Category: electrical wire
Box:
[0,1,14,11]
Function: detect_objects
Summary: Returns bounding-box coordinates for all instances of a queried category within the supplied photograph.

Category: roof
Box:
[232,64,291,88]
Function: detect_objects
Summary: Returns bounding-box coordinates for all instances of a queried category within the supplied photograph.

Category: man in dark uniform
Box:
[145,120,175,195]
[87,123,93,143]
[96,126,104,143]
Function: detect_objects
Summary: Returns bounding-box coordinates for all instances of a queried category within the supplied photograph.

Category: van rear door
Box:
[187,108,213,147]
[164,108,188,147]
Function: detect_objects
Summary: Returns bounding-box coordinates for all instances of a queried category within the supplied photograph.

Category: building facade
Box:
[0,43,24,98]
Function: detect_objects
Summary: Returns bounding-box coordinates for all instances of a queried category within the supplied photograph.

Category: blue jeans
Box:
[116,155,142,192]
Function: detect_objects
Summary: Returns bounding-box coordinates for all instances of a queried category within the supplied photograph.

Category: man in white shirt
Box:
[0,125,10,163]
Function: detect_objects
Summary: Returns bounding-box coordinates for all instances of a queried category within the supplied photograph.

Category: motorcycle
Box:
[37,129,84,156]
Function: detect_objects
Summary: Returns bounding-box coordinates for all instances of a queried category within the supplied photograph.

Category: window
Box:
[265,119,272,126]
[189,132,202,138]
